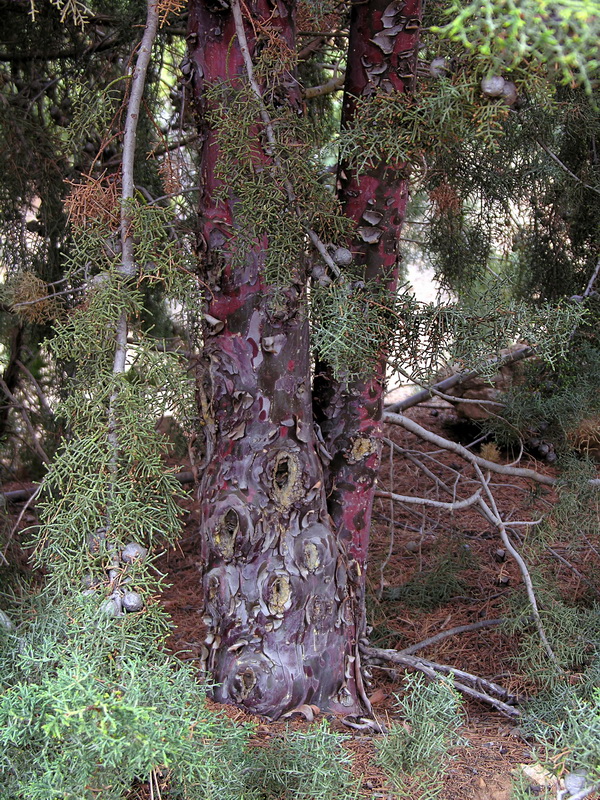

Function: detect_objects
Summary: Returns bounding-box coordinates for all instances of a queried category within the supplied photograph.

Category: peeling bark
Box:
[315,0,422,568]
[188,0,363,719]
[313,0,422,685]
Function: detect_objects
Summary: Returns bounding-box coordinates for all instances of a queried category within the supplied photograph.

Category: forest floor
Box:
[3,400,599,800]
[156,400,600,800]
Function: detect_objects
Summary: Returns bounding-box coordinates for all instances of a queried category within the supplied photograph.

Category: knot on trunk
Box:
[268,449,303,508]
[213,508,240,560]
[347,434,378,464]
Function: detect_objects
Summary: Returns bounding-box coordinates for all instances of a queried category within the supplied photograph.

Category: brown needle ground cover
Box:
[4,402,599,799]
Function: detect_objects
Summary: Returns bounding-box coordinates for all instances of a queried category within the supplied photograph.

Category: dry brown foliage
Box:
[7,272,58,323]
[157,0,186,27]
[64,174,120,230]
[158,152,184,196]
[429,180,462,215]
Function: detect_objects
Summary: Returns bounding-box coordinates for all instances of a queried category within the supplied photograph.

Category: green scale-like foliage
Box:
[0,598,255,800]
[206,81,352,287]
[34,197,196,593]
[520,660,600,789]
[376,673,465,799]
[433,0,600,94]
[0,594,362,800]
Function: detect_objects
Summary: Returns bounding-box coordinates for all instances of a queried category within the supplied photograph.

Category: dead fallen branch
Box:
[384,347,535,414]
[384,411,558,485]
[381,415,561,665]
[361,644,521,718]
[385,346,533,414]
[375,488,482,511]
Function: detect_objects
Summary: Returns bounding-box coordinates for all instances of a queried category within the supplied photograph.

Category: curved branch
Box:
[375,487,481,511]
[384,411,559,486]
[120,0,159,281]
[473,471,559,665]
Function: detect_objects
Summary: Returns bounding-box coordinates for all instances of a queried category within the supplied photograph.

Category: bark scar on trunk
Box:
[269,449,302,507]
[213,507,240,560]
[268,572,292,616]
[348,434,378,463]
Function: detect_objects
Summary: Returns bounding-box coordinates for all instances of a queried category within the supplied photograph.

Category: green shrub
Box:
[520,658,600,788]
[376,673,464,799]
[0,600,253,800]
[249,720,360,800]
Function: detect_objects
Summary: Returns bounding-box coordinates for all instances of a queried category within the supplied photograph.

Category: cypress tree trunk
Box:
[188,0,421,720]
[187,0,363,719]
[314,0,422,649]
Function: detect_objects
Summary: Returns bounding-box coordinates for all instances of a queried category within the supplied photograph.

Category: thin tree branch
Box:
[0,378,49,464]
[145,186,201,205]
[378,444,396,599]
[375,487,482,511]
[10,285,85,308]
[536,140,600,197]
[16,361,53,418]
[397,618,504,656]
[120,0,159,281]
[383,416,560,662]
[584,256,600,297]
[394,363,505,408]
[110,0,159,453]
[103,0,159,556]
[473,469,559,665]
[1,482,43,565]
[384,411,561,486]
[511,528,600,598]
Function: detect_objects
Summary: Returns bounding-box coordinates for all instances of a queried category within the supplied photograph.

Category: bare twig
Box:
[378,444,396,599]
[1,482,43,565]
[384,413,560,662]
[0,378,49,464]
[384,411,560,486]
[473,465,559,665]
[120,1,159,280]
[397,618,504,656]
[537,140,600,197]
[145,186,201,206]
[393,363,505,409]
[511,528,600,598]
[16,361,53,418]
[10,285,85,308]
[375,487,482,511]
[584,256,600,297]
